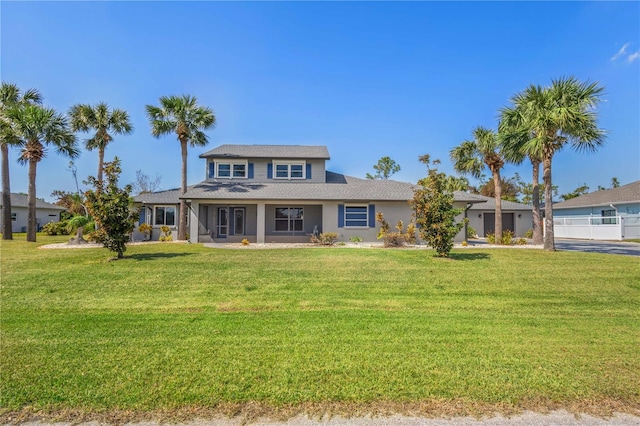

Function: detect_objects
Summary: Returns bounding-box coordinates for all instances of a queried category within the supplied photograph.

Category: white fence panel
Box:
[622,215,640,239]
[552,215,630,241]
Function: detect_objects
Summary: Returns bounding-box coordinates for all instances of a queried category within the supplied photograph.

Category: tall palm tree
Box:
[0,83,42,240]
[450,126,505,244]
[500,77,605,251]
[7,105,78,242]
[146,95,216,241]
[69,102,133,183]
[499,110,544,245]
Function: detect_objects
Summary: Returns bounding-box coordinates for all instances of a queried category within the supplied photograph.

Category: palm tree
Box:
[500,77,605,251]
[146,95,216,240]
[450,126,505,244]
[0,83,42,240]
[7,105,78,241]
[499,109,544,245]
[69,102,133,183]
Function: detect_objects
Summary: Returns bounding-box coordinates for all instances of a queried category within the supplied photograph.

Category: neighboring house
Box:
[552,180,640,240]
[465,194,533,238]
[0,192,66,234]
[134,144,487,243]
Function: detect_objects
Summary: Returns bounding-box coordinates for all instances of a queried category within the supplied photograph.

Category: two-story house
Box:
[134,144,486,243]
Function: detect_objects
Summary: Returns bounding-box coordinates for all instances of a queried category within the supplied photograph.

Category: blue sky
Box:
[2,1,639,202]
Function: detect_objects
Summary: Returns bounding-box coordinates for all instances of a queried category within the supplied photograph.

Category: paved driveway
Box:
[555,239,640,256]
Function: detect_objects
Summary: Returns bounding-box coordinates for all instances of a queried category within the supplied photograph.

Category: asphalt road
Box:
[554,239,640,256]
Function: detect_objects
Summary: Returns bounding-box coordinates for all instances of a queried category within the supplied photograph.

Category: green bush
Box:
[502,230,514,245]
[310,232,339,245]
[349,235,363,243]
[42,220,70,236]
[524,228,533,239]
[486,232,496,244]
[383,232,407,247]
[516,237,527,245]
[466,225,478,239]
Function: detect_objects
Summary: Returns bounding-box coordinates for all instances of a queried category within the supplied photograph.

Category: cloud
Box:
[611,43,630,61]
[628,51,639,63]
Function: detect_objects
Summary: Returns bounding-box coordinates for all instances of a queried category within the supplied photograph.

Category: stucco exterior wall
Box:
[555,203,640,217]
[1,206,62,233]
[204,158,326,184]
[465,209,534,238]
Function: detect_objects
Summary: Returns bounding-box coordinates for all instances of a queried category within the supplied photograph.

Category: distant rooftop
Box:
[554,180,640,209]
[200,144,330,160]
[0,192,66,210]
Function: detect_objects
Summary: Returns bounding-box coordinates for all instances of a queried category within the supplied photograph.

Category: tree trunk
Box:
[97,147,105,185]
[492,169,503,244]
[531,159,543,245]
[27,158,38,242]
[543,155,555,251]
[178,137,188,241]
[1,143,13,240]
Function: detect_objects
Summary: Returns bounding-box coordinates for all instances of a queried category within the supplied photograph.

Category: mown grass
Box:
[1,236,639,421]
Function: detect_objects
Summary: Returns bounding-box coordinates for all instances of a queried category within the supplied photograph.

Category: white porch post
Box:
[189,200,199,243]
[256,202,266,243]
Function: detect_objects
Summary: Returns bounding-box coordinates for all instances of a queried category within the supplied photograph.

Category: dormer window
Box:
[273,161,306,180]
[211,161,248,179]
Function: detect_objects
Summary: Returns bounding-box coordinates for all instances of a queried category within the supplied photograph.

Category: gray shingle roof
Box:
[134,172,489,204]
[553,180,640,209]
[0,192,66,210]
[199,144,330,160]
[466,194,532,211]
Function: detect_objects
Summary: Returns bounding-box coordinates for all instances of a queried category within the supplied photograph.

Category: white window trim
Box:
[154,205,177,227]
[216,160,248,179]
[11,213,17,221]
[273,160,306,180]
[344,204,369,228]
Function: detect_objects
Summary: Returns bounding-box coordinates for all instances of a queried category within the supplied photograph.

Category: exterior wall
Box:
[132,204,179,241]
[205,158,326,184]
[322,200,413,242]
[465,209,534,238]
[1,206,62,233]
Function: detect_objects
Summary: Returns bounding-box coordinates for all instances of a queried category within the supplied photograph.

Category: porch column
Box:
[189,200,199,243]
[256,202,265,243]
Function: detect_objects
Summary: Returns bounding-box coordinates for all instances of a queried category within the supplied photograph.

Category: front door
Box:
[217,208,228,237]
[233,208,245,235]
[484,213,515,236]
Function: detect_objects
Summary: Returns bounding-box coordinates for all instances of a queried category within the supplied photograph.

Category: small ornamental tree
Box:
[84,158,137,259]
[411,155,465,257]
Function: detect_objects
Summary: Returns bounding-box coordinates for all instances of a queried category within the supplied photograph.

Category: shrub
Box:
[461,240,468,247]
[467,225,478,239]
[524,228,533,239]
[383,232,407,247]
[159,225,173,242]
[502,230,514,245]
[138,223,152,240]
[241,238,250,246]
[310,232,338,245]
[486,233,496,244]
[516,237,527,245]
[42,220,70,236]
[349,235,363,243]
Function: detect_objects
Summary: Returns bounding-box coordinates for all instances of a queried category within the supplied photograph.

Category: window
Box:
[345,206,368,227]
[155,206,176,226]
[215,161,247,179]
[11,213,16,221]
[601,209,616,225]
[273,161,306,180]
[275,207,304,232]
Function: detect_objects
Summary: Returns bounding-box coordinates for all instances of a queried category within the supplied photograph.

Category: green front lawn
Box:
[1,237,638,420]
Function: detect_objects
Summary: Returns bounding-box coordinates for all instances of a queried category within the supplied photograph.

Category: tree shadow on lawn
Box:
[446,252,491,261]
[126,253,193,261]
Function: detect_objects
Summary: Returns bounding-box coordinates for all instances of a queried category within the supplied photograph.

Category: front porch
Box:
[191,202,323,244]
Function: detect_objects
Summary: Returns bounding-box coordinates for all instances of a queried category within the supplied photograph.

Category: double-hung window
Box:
[11,213,16,221]
[345,205,368,227]
[273,161,306,180]
[275,207,304,232]
[216,161,247,179]
[155,206,176,226]
[601,209,616,225]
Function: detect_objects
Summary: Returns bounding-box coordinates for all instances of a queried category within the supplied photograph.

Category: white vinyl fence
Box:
[551,215,640,241]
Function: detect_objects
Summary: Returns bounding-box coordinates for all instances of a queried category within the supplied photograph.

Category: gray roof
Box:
[135,172,488,204]
[554,180,640,209]
[199,144,331,160]
[0,192,66,210]
[466,194,532,211]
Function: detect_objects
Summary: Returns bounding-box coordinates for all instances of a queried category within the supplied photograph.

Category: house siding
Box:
[205,158,326,184]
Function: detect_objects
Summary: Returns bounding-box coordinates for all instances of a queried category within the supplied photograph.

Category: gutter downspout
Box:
[464,203,472,242]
